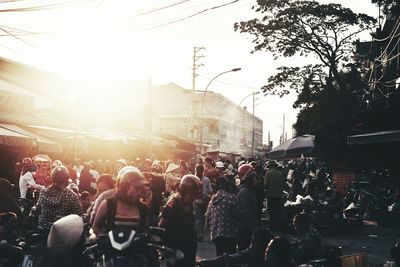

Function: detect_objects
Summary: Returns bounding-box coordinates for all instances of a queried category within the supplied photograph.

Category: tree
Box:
[371,0,400,14]
[234,0,376,135]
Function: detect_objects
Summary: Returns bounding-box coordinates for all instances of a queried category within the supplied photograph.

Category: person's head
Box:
[267,160,278,170]
[116,166,147,203]
[215,175,236,193]
[293,212,311,234]
[52,160,63,168]
[215,161,225,173]
[21,157,33,172]
[204,157,215,168]
[195,164,204,178]
[238,164,256,186]
[151,162,164,175]
[178,174,201,203]
[51,166,70,188]
[96,174,115,195]
[265,236,294,266]
[179,160,188,170]
[237,164,254,181]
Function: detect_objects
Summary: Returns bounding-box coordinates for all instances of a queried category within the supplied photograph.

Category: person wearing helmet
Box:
[159,174,201,267]
[237,164,261,250]
[92,166,149,235]
[34,166,82,233]
[19,157,44,199]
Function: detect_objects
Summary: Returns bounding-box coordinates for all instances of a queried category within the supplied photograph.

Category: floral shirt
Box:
[36,186,82,231]
[205,190,241,240]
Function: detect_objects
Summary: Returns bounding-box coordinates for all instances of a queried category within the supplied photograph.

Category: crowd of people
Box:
[0,155,399,266]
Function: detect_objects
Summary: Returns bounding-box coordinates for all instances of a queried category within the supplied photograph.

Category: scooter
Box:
[83,226,183,267]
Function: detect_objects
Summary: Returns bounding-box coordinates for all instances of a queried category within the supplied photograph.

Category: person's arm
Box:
[25,173,44,190]
[205,178,213,197]
[92,200,108,235]
[90,192,108,223]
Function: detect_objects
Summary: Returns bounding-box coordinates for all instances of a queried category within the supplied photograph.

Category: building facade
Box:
[152,83,263,155]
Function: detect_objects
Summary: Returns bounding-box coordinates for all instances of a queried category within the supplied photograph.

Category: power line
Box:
[116,0,192,22]
[133,0,240,33]
[0,0,100,12]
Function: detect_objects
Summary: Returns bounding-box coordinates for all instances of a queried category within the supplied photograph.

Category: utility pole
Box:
[252,91,256,155]
[188,46,205,141]
[282,113,286,143]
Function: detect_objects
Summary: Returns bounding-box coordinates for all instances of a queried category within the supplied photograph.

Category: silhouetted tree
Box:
[234,0,376,135]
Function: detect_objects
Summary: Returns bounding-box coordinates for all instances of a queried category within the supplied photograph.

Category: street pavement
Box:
[196,223,400,266]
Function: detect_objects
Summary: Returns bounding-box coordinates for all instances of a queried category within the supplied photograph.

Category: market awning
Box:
[348,130,400,145]
[0,126,36,147]
[0,123,62,153]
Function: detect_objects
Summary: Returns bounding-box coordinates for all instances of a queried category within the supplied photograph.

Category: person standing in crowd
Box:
[92,166,149,235]
[264,161,285,232]
[0,178,22,221]
[194,164,213,241]
[179,160,190,177]
[19,157,44,199]
[34,166,82,235]
[34,158,52,187]
[205,174,241,256]
[79,163,95,195]
[159,174,201,267]
[87,174,114,216]
[215,161,226,178]
[148,163,166,226]
[204,157,218,187]
[237,164,261,250]
[64,159,77,184]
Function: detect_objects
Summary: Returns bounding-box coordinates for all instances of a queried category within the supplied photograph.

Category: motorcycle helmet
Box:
[116,166,147,201]
[51,165,70,187]
[117,166,146,186]
[179,174,201,197]
[237,164,254,180]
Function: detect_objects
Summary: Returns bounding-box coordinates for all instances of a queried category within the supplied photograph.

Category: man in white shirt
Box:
[194,164,213,241]
[19,158,44,199]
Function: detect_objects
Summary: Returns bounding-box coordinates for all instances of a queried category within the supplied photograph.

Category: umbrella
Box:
[268,135,315,159]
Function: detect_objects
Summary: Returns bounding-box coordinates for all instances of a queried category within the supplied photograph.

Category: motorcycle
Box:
[83,226,183,267]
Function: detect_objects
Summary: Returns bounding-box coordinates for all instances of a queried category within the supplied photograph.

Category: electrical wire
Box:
[116,0,191,22]
[133,0,240,32]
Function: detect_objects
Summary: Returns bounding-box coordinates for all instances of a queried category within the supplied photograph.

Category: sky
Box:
[0,0,378,147]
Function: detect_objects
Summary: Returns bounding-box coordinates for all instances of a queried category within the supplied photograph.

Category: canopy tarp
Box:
[0,123,62,153]
[348,130,400,145]
[0,126,36,147]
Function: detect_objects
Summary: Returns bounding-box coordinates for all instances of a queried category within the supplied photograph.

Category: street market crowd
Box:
[1,154,400,266]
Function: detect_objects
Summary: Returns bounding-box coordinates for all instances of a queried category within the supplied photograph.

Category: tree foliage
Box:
[371,0,400,14]
[234,0,375,96]
[234,0,376,135]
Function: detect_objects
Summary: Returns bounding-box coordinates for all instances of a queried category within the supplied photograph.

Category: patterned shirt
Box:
[36,186,82,231]
[205,190,241,240]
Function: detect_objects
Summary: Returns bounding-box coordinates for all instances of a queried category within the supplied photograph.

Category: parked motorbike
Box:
[83,226,183,267]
